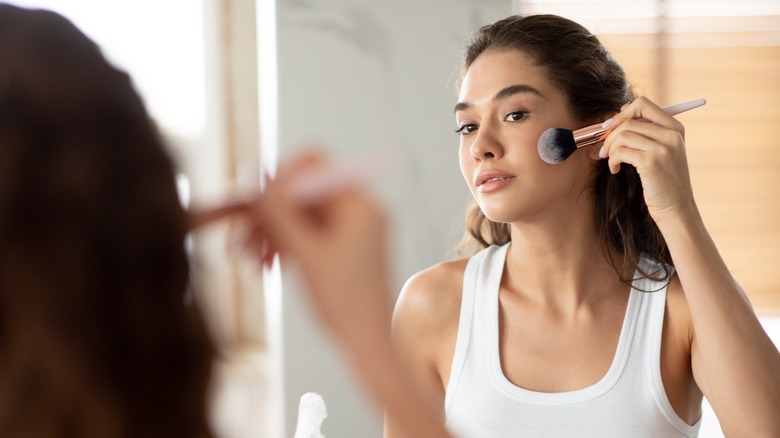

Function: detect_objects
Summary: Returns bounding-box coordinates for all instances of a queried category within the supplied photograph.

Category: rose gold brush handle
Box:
[574,98,707,148]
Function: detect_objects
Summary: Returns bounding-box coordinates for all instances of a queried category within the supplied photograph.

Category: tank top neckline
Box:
[486,243,642,404]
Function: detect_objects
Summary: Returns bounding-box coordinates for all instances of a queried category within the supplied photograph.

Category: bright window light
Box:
[7,0,207,140]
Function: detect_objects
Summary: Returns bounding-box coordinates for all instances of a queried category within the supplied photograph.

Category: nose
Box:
[469,125,503,161]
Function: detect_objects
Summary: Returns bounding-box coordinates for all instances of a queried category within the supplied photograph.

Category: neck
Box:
[502,204,625,311]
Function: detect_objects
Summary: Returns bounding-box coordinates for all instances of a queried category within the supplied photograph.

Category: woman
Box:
[390,14,780,437]
[0,4,449,437]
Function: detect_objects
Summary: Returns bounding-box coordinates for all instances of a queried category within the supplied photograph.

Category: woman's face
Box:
[456,49,596,224]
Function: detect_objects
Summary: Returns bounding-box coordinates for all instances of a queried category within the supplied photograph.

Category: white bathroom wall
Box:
[259,0,514,436]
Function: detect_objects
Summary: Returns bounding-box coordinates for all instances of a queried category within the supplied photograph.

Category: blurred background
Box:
[5,0,779,437]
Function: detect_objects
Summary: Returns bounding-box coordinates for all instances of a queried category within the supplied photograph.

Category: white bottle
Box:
[293,392,327,438]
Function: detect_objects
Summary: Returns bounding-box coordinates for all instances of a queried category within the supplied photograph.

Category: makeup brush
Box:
[537,98,707,164]
[186,147,398,229]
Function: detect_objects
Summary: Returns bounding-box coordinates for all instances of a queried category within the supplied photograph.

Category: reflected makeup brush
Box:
[537,98,706,164]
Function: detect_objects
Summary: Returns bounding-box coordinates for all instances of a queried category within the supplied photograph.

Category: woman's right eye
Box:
[455,124,477,135]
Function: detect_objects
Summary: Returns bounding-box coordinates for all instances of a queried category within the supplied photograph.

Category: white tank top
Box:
[445,244,701,438]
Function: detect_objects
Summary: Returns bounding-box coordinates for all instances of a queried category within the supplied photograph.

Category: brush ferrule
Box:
[573,123,608,148]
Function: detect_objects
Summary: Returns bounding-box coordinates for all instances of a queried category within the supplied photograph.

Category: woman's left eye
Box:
[505,110,529,122]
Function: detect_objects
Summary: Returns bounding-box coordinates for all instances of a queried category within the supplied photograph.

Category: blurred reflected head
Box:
[0,4,213,437]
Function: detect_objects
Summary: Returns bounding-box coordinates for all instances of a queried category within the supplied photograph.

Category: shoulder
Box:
[384,258,473,420]
[391,258,470,366]
[393,258,470,333]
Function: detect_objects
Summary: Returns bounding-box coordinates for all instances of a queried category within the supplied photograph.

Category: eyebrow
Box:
[454,84,544,113]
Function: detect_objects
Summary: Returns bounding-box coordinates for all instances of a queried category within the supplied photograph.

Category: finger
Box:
[601,128,656,160]
[607,144,647,174]
[627,97,682,130]
[275,150,327,183]
[605,96,684,134]
[255,181,321,259]
[239,228,278,269]
[186,196,260,230]
[601,121,684,161]
[240,225,269,255]
[263,241,278,269]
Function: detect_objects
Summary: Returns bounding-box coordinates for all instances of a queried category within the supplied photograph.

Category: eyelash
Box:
[455,124,476,134]
[505,110,529,122]
[455,109,530,135]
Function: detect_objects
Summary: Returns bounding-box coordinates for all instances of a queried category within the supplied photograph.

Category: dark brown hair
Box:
[0,5,214,437]
[460,14,671,283]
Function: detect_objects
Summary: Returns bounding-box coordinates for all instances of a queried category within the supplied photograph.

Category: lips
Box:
[474,169,516,193]
[475,169,516,187]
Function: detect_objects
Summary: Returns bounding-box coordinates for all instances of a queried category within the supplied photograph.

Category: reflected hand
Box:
[256,153,393,349]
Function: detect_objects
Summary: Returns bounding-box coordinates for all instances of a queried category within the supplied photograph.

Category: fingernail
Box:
[258,240,269,260]
[601,118,614,129]
[598,146,606,158]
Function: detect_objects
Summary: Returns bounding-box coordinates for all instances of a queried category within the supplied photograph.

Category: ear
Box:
[586,143,602,161]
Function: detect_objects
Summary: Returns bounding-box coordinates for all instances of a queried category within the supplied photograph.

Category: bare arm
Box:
[658,208,780,436]
[602,97,780,436]
[254,155,451,438]
[385,263,464,437]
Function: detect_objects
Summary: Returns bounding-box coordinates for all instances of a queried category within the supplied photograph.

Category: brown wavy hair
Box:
[459,14,672,283]
[0,5,214,437]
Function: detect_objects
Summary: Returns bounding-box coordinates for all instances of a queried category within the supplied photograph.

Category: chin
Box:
[477,198,545,224]
[478,205,519,224]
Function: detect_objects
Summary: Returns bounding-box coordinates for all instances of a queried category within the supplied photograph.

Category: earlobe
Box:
[586,143,602,161]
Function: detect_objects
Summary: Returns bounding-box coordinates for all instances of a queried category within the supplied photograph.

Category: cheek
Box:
[525,130,549,162]
[535,158,595,197]
[458,143,475,189]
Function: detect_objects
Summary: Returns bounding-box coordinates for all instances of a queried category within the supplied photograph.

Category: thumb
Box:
[257,151,329,255]
[257,182,319,259]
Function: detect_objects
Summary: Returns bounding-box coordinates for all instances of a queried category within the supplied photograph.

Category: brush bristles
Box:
[537,128,577,164]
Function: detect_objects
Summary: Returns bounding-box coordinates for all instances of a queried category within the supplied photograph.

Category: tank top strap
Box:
[628,256,672,368]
